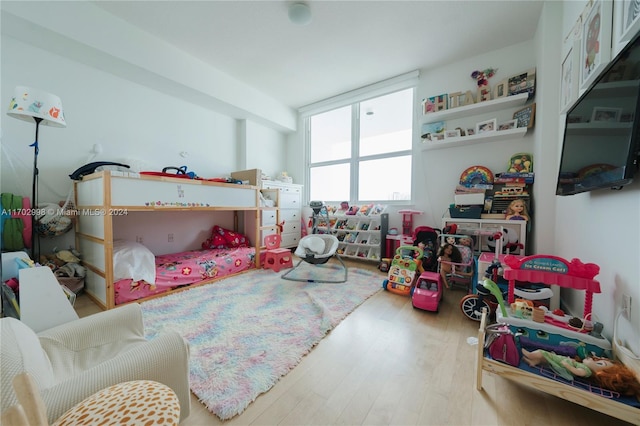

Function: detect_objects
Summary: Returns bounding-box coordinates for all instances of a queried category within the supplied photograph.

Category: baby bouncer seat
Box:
[281,201,348,283]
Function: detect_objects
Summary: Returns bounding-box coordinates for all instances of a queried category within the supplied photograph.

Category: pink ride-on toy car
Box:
[411,271,443,312]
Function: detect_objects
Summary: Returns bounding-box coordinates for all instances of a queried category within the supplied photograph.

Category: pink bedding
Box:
[114,246,255,304]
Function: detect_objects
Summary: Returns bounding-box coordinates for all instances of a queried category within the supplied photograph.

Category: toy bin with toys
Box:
[411,270,443,312]
[496,254,612,357]
[382,245,422,296]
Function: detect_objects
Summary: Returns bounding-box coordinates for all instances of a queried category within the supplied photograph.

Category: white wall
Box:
[243,120,289,181]
[1,3,291,255]
[1,1,297,132]
[555,1,640,353]
[412,41,537,228]
[113,211,236,256]
[1,36,239,200]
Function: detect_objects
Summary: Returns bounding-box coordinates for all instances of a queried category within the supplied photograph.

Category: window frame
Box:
[299,71,420,205]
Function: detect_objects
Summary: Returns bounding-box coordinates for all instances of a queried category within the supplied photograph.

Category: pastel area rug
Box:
[140,262,381,420]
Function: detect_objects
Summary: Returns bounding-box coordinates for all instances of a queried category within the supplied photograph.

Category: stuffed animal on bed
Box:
[201,225,249,249]
[521,349,640,400]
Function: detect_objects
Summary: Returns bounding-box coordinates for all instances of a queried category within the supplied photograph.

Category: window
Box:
[305,86,415,204]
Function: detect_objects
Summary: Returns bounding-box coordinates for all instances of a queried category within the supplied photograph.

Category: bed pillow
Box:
[202,234,226,249]
[113,239,156,284]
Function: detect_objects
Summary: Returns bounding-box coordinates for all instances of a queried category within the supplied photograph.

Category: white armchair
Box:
[1,303,191,423]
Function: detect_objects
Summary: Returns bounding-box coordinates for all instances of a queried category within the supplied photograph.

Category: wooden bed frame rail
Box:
[476,309,640,424]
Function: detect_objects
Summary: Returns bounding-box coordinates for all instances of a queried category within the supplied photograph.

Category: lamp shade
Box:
[7,86,66,127]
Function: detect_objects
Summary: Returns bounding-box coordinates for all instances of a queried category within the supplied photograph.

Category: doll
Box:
[437,243,462,287]
[505,199,529,221]
[414,239,435,273]
[521,349,640,399]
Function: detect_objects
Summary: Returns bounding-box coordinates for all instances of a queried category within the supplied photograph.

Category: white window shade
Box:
[299,70,420,118]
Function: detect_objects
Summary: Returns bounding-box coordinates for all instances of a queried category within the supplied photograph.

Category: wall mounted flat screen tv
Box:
[556,31,640,196]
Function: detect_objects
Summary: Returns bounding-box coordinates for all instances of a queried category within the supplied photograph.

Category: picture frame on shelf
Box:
[565,13,583,45]
[513,103,536,129]
[580,0,613,91]
[466,128,476,136]
[561,40,580,113]
[421,121,445,139]
[476,118,497,134]
[498,119,518,131]
[621,112,635,122]
[620,0,640,44]
[591,107,623,122]
[493,79,509,99]
[507,68,536,98]
[444,129,462,139]
[613,0,626,54]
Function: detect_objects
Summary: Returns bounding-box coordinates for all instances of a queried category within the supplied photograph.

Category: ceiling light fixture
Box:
[288,2,312,25]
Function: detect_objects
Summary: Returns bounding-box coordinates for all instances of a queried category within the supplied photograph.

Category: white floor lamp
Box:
[6,86,66,257]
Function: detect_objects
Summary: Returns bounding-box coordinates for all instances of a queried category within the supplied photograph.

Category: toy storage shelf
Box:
[441,218,527,256]
[422,93,529,122]
[316,209,387,262]
[334,214,383,261]
[422,127,527,151]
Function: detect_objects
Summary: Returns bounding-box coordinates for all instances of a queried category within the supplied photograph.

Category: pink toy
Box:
[397,209,422,236]
[503,254,600,324]
[412,271,443,312]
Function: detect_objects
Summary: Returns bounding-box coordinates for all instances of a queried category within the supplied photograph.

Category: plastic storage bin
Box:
[449,206,482,219]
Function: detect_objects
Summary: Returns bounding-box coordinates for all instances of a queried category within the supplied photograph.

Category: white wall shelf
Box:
[422,93,529,123]
[422,127,527,151]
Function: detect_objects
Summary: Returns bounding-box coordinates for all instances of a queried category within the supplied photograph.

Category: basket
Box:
[449,206,482,219]
[56,276,85,294]
[35,202,74,237]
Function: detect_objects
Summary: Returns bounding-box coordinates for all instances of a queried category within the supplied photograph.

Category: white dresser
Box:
[262,180,303,249]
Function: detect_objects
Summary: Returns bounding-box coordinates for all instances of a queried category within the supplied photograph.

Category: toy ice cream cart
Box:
[495,254,612,357]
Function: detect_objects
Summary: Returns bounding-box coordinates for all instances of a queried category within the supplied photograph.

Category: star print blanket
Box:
[115,247,255,305]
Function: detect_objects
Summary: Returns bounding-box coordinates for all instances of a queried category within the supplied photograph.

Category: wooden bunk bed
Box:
[475,254,640,424]
[74,171,261,310]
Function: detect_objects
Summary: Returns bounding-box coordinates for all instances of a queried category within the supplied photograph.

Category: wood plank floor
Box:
[74,259,633,425]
